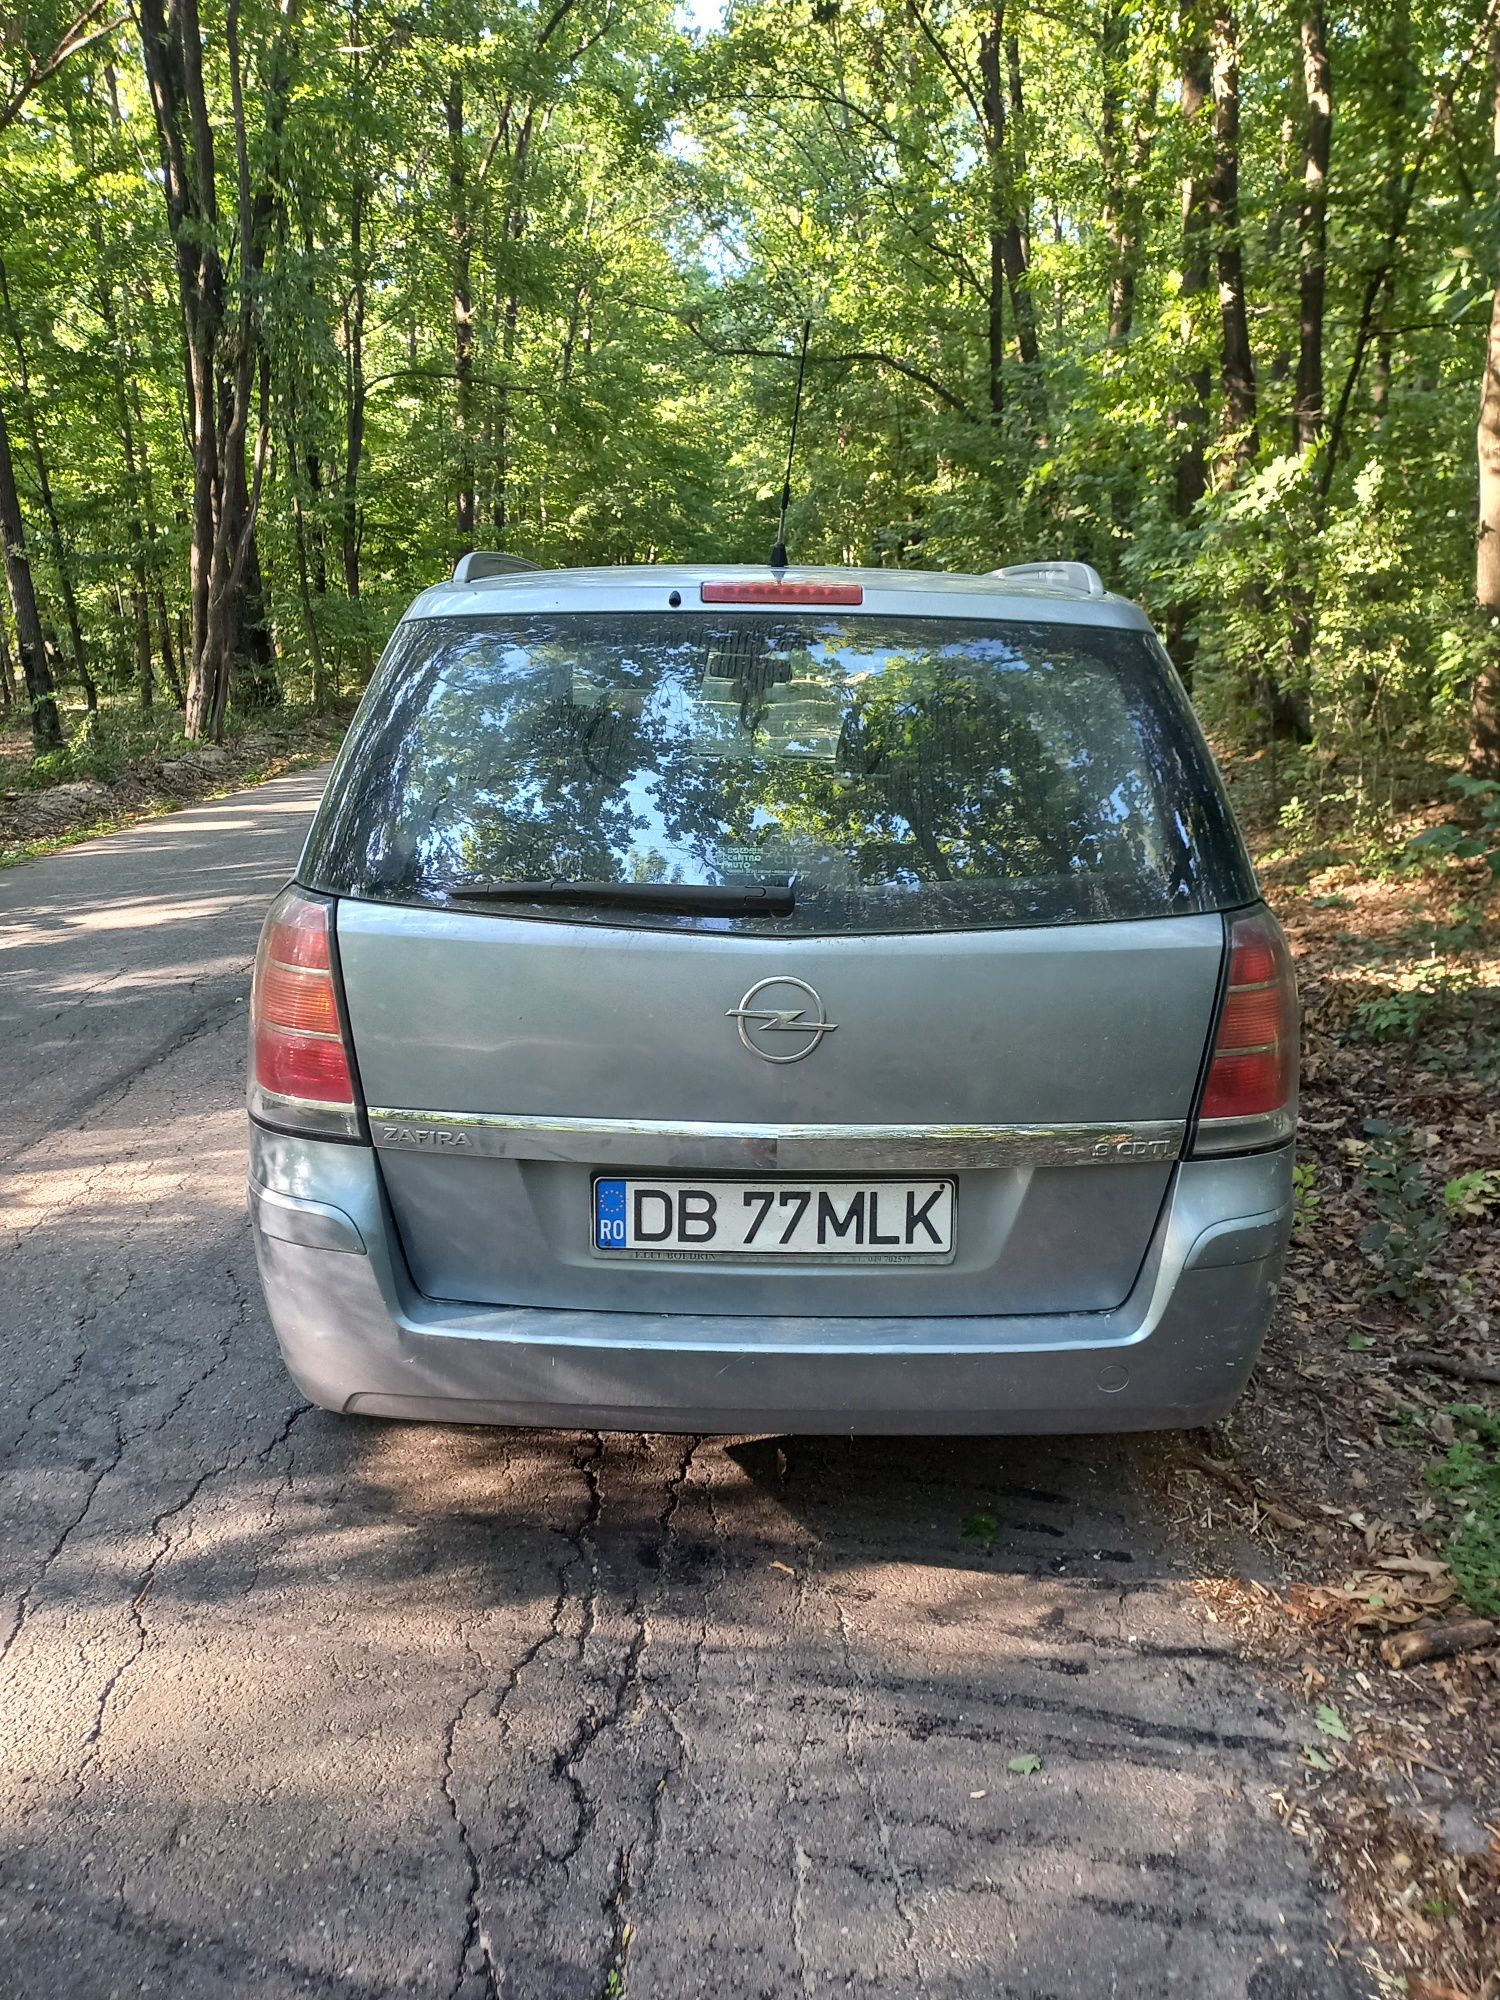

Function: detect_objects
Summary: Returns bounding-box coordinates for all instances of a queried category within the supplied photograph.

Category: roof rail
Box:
[451,550,543,582]
[989,559,1106,598]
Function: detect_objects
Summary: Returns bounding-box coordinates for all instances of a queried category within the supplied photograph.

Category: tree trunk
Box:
[130,588,154,707]
[986,210,1006,422]
[1471,42,1500,776]
[154,587,185,707]
[1164,17,1214,683]
[978,13,1038,405]
[1098,15,1158,354]
[493,306,515,538]
[1006,34,1029,264]
[95,258,155,705]
[980,15,1040,372]
[1209,3,1258,466]
[341,178,367,598]
[1371,0,1410,436]
[0,390,62,749]
[448,73,475,546]
[492,106,536,544]
[1100,1,1132,346]
[0,252,96,710]
[139,0,293,740]
[1293,5,1332,451]
[233,516,280,710]
[1276,12,1333,732]
[1174,26,1213,520]
[191,0,258,740]
[138,0,228,736]
[1000,219,1038,371]
[120,279,178,706]
[996,51,1037,371]
[283,378,325,706]
[1372,276,1395,425]
[341,6,368,603]
[291,472,328,711]
[81,67,156,709]
[341,198,366,599]
[1472,283,1500,771]
[0,606,16,711]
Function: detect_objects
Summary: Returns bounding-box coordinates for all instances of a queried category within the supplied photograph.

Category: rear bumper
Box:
[247,1128,1292,1435]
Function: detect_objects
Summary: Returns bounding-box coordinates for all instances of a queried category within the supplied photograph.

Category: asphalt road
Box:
[0,771,1362,2000]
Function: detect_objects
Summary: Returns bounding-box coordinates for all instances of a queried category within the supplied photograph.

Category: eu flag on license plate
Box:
[595,1177,627,1250]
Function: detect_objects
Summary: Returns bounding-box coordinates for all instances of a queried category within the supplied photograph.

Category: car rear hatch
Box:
[304,585,1256,1318]
[337,903,1224,1313]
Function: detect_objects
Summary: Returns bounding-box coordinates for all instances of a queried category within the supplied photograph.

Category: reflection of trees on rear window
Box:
[304,614,1251,933]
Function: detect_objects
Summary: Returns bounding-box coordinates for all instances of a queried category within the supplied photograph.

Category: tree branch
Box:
[1,1,124,132]
[362,364,548,398]
[676,317,976,419]
[1317,0,1500,513]
[905,0,984,131]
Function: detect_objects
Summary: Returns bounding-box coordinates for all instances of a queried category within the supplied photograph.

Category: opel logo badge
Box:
[727,976,838,1064]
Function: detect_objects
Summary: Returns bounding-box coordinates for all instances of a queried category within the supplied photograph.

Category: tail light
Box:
[1191,908,1299,1155]
[248,887,362,1139]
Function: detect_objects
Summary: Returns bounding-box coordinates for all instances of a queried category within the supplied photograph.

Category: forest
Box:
[1,0,1498,787]
[5,5,1500,1982]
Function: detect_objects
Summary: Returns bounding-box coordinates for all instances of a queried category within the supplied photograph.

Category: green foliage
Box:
[1349,988,1443,1043]
[1426,1406,1500,1619]
[1357,1119,1450,1301]
[1313,1702,1351,1743]
[962,1511,998,1552]
[1443,1169,1500,1219]
[1383,1401,1436,1452]
[12,694,340,807]
[1291,1162,1321,1239]
[1348,962,1480,1045]
[1407,777,1500,878]
[0,0,1495,769]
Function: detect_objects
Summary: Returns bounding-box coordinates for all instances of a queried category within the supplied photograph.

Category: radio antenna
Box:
[769,318,812,569]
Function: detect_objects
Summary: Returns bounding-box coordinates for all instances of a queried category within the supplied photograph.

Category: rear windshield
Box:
[301,612,1254,933]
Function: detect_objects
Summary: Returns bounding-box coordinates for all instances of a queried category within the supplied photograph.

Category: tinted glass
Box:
[302,613,1254,933]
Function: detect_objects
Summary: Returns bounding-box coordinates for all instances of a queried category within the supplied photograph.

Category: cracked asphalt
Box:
[0,770,1364,2000]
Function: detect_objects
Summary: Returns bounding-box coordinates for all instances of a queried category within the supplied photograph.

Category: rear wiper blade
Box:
[445,879,796,916]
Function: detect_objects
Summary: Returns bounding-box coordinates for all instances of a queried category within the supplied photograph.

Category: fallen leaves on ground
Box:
[1169,751,1500,1998]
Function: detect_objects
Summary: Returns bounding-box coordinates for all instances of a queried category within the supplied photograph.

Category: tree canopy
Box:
[1,0,1498,774]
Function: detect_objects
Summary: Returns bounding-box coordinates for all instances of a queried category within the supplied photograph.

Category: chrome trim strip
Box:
[367,1109,1186,1172]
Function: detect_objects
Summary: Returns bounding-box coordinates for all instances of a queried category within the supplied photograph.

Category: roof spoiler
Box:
[452,550,543,582]
[989,560,1105,597]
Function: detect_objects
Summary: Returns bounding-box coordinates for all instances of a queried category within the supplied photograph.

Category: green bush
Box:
[1406,776,1500,880]
[1427,1406,1500,1619]
[1357,1120,1449,1301]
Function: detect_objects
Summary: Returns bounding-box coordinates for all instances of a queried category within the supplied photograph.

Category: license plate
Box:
[592,1177,955,1261]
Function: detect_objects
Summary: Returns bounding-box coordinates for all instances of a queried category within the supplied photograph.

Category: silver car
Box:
[247,558,1297,1434]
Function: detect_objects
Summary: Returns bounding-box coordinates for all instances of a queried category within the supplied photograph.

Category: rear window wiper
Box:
[442,879,796,916]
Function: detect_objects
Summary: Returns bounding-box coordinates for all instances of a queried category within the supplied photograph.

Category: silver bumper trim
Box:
[366,1109,1186,1173]
[248,1177,367,1255]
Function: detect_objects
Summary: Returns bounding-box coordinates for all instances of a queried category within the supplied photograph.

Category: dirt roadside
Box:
[1164,757,1500,2000]
[0,705,349,866]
